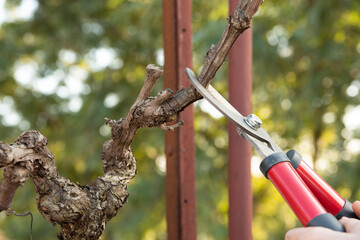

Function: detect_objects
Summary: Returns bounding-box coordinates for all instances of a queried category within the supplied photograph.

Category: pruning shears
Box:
[186,68,359,232]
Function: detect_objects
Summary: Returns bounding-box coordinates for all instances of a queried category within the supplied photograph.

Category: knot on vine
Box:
[229,10,251,31]
[17,130,48,150]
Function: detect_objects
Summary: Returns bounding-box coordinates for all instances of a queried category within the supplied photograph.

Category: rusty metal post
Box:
[162,1,196,240]
[228,1,253,239]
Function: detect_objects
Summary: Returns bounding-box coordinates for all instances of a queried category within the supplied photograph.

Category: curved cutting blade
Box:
[185,68,282,154]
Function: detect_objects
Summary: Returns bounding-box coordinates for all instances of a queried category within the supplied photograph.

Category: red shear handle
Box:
[287,150,359,220]
[260,152,345,231]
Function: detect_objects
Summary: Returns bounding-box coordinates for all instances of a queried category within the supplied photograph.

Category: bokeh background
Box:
[0,0,360,239]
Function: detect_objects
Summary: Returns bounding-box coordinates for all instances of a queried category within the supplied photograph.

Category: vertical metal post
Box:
[162,1,196,240]
[228,1,253,239]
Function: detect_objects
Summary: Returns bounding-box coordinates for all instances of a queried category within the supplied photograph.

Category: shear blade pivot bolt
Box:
[245,114,262,130]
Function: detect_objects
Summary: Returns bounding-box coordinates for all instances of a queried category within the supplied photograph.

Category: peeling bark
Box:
[0,0,263,239]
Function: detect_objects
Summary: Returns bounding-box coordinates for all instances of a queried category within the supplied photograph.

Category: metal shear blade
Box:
[185,68,283,158]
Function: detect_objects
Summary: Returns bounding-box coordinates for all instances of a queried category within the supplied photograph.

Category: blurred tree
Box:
[0,0,359,239]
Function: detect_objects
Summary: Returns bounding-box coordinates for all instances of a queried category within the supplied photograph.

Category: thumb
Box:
[352,201,360,218]
[340,217,360,234]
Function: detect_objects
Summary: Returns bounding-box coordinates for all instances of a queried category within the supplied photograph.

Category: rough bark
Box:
[0,0,263,239]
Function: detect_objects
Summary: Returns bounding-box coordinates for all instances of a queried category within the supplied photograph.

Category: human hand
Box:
[285,201,360,240]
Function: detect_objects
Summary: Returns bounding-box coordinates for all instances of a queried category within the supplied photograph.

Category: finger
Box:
[285,227,348,240]
[352,201,360,218]
[340,217,360,233]
[285,228,306,240]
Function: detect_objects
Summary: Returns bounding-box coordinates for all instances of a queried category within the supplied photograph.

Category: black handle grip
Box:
[336,200,360,220]
[307,213,345,232]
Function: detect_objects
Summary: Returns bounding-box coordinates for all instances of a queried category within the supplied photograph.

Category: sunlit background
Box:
[0,0,360,239]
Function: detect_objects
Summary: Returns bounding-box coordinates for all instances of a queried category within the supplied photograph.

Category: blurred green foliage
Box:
[0,0,360,239]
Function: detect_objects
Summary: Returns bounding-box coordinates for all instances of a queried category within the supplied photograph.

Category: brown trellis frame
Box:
[163,0,196,240]
[163,0,253,239]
